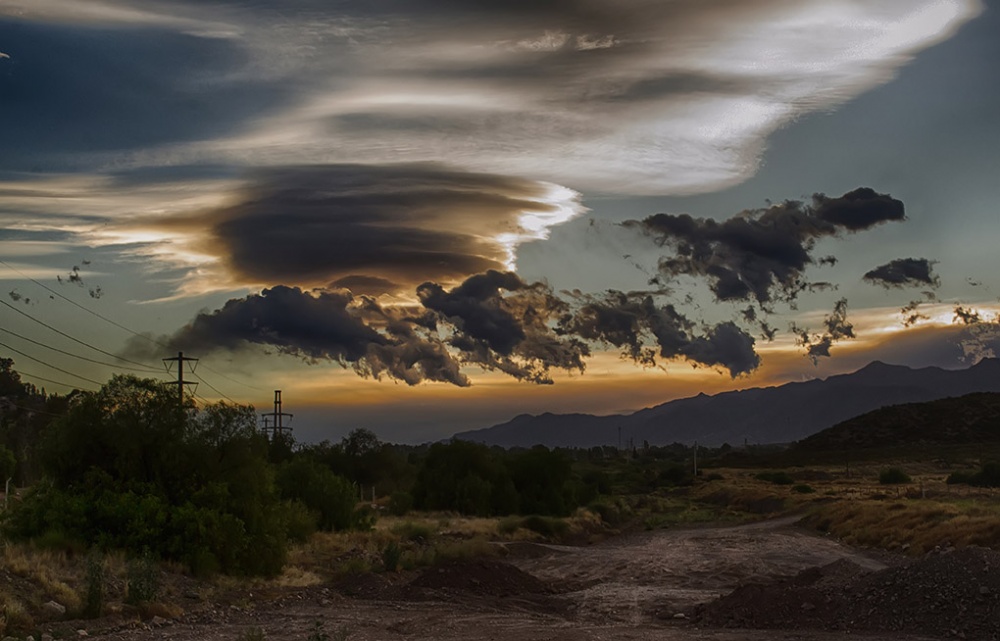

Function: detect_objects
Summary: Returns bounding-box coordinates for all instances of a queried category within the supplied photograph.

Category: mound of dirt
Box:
[840,546,1000,639]
[696,558,871,630]
[697,547,1000,639]
[407,559,553,598]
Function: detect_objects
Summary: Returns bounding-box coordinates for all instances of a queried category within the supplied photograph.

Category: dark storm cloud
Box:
[417,270,589,384]
[863,257,939,289]
[0,20,302,171]
[561,290,760,377]
[147,182,910,386]
[632,187,905,305]
[143,285,470,386]
[791,298,855,363]
[812,187,906,230]
[149,164,570,292]
[153,272,595,386]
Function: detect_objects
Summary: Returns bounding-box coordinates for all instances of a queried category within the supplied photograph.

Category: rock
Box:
[672,613,687,620]
[42,601,66,616]
[801,602,816,611]
[980,586,991,595]
[150,616,167,627]
[184,590,201,600]
[42,635,54,641]
[25,636,35,641]
[76,631,88,637]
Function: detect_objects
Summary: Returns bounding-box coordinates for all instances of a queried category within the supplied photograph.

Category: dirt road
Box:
[89,518,945,641]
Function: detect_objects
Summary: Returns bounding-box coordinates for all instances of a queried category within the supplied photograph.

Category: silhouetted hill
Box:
[794,392,1000,451]
[453,359,1000,448]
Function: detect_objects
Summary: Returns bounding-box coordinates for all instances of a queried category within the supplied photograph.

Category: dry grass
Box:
[2,543,83,612]
[802,497,1000,554]
[0,589,34,637]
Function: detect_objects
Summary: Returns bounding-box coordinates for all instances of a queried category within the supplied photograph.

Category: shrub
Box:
[755,471,794,485]
[947,470,975,485]
[792,484,816,494]
[657,464,692,487]
[275,459,358,531]
[588,500,630,527]
[879,467,911,484]
[390,522,433,542]
[519,515,569,539]
[948,462,1000,487]
[83,550,104,619]
[381,542,401,572]
[125,551,160,605]
[388,491,413,517]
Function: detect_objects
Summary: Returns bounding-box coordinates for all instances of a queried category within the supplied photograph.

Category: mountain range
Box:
[454,359,1000,448]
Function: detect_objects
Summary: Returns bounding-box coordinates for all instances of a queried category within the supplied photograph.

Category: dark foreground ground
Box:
[80,517,996,641]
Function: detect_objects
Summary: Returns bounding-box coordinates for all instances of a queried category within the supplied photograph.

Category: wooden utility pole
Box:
[162,351,198,409]
[261,390,293,440]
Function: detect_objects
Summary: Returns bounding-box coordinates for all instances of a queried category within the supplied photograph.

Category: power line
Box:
[1,260,268,394]
[0,401,66,418]
[0,326,163,374]
[1,258,160,342]
[1,299,157,370]
[10,369,97,392]
[190,371,238,404]
[0,341,104,386]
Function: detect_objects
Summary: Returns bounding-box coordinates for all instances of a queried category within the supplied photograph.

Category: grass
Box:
[2,544,83,613]
[802,497,1000,554]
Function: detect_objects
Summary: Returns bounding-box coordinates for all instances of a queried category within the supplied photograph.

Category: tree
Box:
[275,458,358,531]
[6,375,293,576]
[412,440,517,516]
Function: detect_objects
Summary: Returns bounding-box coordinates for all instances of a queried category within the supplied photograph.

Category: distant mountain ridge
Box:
[453,359,1000,448]
[794,392,1000,452]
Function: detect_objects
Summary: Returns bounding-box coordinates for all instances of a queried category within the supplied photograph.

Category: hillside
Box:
[453,359,1000,448]
[794,391,1000,452]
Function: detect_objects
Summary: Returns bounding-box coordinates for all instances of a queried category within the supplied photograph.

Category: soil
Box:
[67,517,973,641]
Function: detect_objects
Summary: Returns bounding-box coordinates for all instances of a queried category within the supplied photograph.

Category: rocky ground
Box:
[44,517,994,641]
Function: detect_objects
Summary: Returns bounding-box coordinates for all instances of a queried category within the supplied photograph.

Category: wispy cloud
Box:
[130,0,981,195]
[4,0,981,196]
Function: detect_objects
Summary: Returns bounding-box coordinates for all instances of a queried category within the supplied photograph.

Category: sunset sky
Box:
[2,0,999,443]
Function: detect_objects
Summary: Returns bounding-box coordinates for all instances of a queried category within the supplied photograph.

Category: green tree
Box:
[5,375,291,576]
[412,440,517,516]
[275,458,358,531]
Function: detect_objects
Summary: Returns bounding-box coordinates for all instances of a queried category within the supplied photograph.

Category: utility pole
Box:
[261,390,293,440]
[162,351,198,409]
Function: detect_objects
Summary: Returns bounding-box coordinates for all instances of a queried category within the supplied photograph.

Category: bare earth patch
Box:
[84,518,957,641]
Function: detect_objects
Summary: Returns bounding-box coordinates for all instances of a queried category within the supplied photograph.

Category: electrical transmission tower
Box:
[261,390,293,440]
[162,351,199,408]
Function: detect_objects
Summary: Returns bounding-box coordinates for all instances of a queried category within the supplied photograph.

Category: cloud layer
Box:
[127,164,582,295]
[1,0,981,192]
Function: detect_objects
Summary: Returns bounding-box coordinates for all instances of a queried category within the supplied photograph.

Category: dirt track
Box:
[89,518,946,641]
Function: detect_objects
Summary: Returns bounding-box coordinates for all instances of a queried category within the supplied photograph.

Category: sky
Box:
[2,0,999,444]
